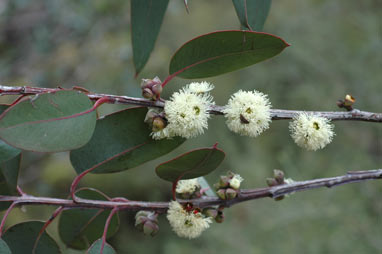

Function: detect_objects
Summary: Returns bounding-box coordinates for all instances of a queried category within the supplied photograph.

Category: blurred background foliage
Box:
[0,0,381,253]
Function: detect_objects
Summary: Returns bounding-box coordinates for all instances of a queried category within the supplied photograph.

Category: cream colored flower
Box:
[164,88,214,139]
[229,174,243,190]
[289,113,335,151]
[223,90,272,137]
[167,201,212,239]
[185,81,215,95]
[176,179,200,194]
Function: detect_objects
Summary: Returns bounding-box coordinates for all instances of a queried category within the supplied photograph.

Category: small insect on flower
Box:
[289,113,335,151]
[167,201,213,239]
[223,90,272,137]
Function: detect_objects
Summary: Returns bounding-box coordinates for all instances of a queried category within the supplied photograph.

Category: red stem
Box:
[32,207,65,253]
[17,186,26,196]
[0,202,18,237]
[100,207,118,254]
[70,167,95,202]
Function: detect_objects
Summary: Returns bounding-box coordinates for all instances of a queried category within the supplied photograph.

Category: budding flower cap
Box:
[163,88,214,139]
[223,90,272,137]
[229,174,244,190]
[289,113,335,151]
[167,201,212,239]
[176,178,200,194]
[185,81,215,94]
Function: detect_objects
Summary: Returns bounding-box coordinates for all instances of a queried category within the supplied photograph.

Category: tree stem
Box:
[1,85,381,122]
[0,169,381,213]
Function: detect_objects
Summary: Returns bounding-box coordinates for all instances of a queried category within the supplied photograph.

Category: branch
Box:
[0,169,381,213]
[1,85,381,122]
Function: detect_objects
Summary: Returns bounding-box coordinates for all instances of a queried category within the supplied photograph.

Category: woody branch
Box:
[0,85,381,122]
[1,169,381,213]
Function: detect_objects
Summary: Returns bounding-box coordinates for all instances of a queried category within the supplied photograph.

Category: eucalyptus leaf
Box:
[131,0,169,75]
[169,30,289,79]
[3,221,61,254]
[0,90,96,152]
[58,189,119,250]
[70,107,184,174]
[156,146,225,182]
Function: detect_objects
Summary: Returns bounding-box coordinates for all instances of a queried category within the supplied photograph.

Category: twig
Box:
[0,202,18,237]
[100,207,118,254]
[0,85,381,122]
[0,169,381,213]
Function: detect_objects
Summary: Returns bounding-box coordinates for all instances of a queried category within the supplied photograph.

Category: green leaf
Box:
[0,105,20,164]
[0,154,21,211]
[232,0,272,31]
[0,238,11,254]
[70,107,184,174]
[58,189,120,250]
[87,239,116,254]
[169,30,289,79]
[0,90,97,152]
[3,221,61,254]
[131,0,169,75]
[156,146,225,182]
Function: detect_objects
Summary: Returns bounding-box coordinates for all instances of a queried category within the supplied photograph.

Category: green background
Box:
[0,0,381,253]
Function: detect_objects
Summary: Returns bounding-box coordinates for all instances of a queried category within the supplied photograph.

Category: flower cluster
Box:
[289,113,335,151]
[167,201,212,239]
[176,178,200,195]
[223,90,272,137]
[151,82,215,140]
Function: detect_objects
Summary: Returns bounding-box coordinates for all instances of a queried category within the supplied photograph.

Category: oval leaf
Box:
[0,238,11,254]
[3,221,61,254]
[58,189,119,250]
[70,107,184,174]
[169,30,289,79]
[87,239,116,254]
[0,105,20,164]
[0,154,21,211]
[156,146,225,182]
[0,90,97,152]
[232,0,272,31]
[131,0,169,75]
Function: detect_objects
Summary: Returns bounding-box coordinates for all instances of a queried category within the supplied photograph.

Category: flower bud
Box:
[203,208,218,219]
[215,211,224,223]
[219,176,230,188]
[135,211,159,236]
[225,188,237,200]
[216,189,226,200]
[141,76,161,89]
[273,169,284,184]
[152,117,167,132]
[142,88,154,99]
[229,174,243,190]
[344,94,355,107]
[143,220,159,236]
[151,83,163,97]
[274,196,285,201]
[266,178,278,187]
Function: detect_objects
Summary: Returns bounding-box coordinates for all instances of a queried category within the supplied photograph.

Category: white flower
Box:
[167,201,212,239]
[223,90,272,137]
[289,113,335,151]
[229,174,243,190]
[164,88,214,139]
[176,179,200,194]
[185,81,215,95]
